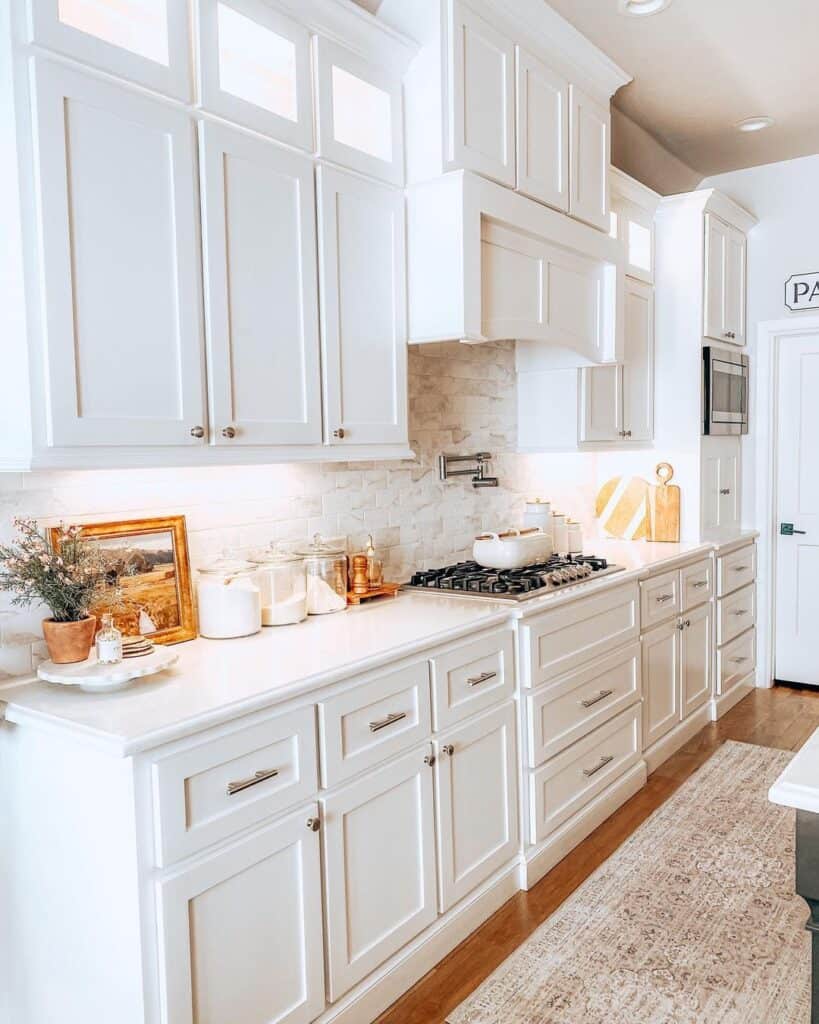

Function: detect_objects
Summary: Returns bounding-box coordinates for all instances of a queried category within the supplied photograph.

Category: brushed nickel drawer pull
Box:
[227,768,279,796]
[369,711,407,733]
[467,670,497,687]
[732,609,749,617]
[580,689,613,709]
[693,580,709,589]
[582,755,614,778]
[732,565,750,572]
[730,655,750,663]
[656,593,674,603]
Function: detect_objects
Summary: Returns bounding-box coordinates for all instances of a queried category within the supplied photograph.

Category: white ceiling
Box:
[532,0,819,176]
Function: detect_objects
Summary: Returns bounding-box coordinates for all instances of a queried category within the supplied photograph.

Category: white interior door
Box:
[32,59,206,447]
[199,121,322,446]
[157,804,325,1024]
[317,166,408,446]
[775,333,819,683]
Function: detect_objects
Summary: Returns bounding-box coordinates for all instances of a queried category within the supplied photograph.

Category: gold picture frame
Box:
[50,515,196,645]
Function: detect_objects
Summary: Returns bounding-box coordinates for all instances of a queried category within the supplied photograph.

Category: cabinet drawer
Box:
[681,558,714,610]
[717,627,756,694]
[430,628,515,730]
[529,704,641,844]
[318,662,431,787]
[717,544,756,597]
[526,642,641,766]
[522,582,639,688]
[640,569,681,629]
[717,583,756,646]
[151,706,318,867]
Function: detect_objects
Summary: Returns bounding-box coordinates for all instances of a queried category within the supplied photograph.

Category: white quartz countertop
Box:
[769,726,819,813]
[0,533,758,757]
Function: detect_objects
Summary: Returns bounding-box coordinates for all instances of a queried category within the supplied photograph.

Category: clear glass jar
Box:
[96,612,123,664]
[294,535,348,615]
[196,557,262,639]
[247,544,308,627]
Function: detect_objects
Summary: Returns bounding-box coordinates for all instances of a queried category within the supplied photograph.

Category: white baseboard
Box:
[710,678,754,721]
[644,703,711,775]
[520,761,648,891]
[318,861,520,1024]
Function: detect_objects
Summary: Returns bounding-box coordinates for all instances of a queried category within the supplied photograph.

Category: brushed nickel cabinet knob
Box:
[306,817,320,832]
[221,426,237,439]
[333,428,345,439]
[442,744,455,757]
[424,754,435,767]
[190,425,205,439]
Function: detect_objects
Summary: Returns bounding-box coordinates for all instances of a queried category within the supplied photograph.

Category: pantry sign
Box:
[785,272,819,311]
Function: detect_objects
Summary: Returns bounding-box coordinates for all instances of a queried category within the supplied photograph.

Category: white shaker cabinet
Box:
[704,213,746,346]
[199,122,322,446]
[321,747,437,1001]
[447,0,516,187]
[569,85,610,232]
[701,436,741,537]
[642,619,680,749]
[433,702,518,912]
[681,602,713,718]
[317,166,408,447]
[515,47,569,212]
[31,59,207,448]
[157,805,325,1024]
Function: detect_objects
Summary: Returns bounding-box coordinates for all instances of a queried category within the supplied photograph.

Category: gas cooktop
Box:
[403,554,624,603]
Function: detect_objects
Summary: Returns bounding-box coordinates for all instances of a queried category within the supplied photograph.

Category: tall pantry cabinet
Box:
[1,0,415,470]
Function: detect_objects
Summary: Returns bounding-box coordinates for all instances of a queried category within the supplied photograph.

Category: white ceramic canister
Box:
[523,498,552,536]
[567,520,583,555]
[247,545,307,626]
[551,513,569,555]
[196,557,262,639]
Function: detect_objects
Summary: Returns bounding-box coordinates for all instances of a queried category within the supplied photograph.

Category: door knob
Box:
[190,425,205,439]
[781,523,807,536]
[221,426,237,439]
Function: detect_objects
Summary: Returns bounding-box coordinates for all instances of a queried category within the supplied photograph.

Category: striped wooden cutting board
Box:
[595,475,650,540]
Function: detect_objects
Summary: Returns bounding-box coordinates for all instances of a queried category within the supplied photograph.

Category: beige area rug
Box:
[449,741,810,1024]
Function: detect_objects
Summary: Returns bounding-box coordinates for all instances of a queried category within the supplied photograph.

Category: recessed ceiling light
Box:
[736,116,775,133]
[618,0,673,16]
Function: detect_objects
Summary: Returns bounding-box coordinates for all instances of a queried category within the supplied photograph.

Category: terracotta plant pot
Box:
[42,615,97,665]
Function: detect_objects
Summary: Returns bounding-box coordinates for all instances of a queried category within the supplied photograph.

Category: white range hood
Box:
[407,170,624,367]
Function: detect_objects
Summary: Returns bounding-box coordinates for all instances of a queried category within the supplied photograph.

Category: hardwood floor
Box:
[374,685,819,1024]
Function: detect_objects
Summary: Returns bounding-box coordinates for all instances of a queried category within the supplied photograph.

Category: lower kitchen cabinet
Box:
[156,803,325,1024]
[642,618,680,749]
[433,702,518,912]
[682,602,713,718]
[321,747,437,1001]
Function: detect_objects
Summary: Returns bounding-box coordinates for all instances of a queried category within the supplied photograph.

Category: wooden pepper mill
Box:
[351,554,370,595]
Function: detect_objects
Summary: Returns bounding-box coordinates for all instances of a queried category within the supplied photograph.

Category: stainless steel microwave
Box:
[703,347,749,435]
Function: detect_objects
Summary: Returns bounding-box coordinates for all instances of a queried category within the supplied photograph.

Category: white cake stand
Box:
[37,646,179,693]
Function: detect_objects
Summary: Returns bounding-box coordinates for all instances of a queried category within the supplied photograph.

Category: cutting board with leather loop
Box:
[649,462,681,542]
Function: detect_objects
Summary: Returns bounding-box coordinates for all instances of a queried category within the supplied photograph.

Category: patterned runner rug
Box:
[448,741,810,1024]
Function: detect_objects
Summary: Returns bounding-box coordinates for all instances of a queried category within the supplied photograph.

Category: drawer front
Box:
[529,704,641,844]
[717,544,756,597]
[430,628,515,731]
[640,569,681,629]
[318,662,431,787]
[522,582,639,688]
[717,627,756,694]
[681,558,714,611]
[526,642,641,767]
[152,705,318,867]
[718,582,756,646]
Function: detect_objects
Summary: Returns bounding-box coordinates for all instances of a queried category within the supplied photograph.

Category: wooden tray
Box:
[346,582,401,605]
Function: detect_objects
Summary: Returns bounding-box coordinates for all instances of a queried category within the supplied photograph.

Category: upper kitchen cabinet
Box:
[314,37,405,185]
[317,166,408,447]
[407,170,620,363]
[610,166,658,284]
[29,0,192,99]
[197,0,313,150]
[704,213,747,346]
[30,59,207,449]
[379,0,629,227]
[199,121,322,447]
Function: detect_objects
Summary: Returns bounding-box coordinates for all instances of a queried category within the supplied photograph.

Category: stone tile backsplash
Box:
[0,342,598,650]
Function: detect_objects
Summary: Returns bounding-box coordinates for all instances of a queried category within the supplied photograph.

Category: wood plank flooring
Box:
[374,685,819,1024]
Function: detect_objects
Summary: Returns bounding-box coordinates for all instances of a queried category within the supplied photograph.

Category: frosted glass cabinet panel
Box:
[197,0,313,150]
[31,59,206,447]
[31,0,191,98]
[315,38,404,185]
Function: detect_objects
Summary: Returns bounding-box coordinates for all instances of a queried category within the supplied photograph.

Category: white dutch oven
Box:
[472,527,554,570]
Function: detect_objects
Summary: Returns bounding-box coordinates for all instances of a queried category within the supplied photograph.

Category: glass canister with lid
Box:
[295,535,348,614]
[247,544,308,626]
[196,556,262,639]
